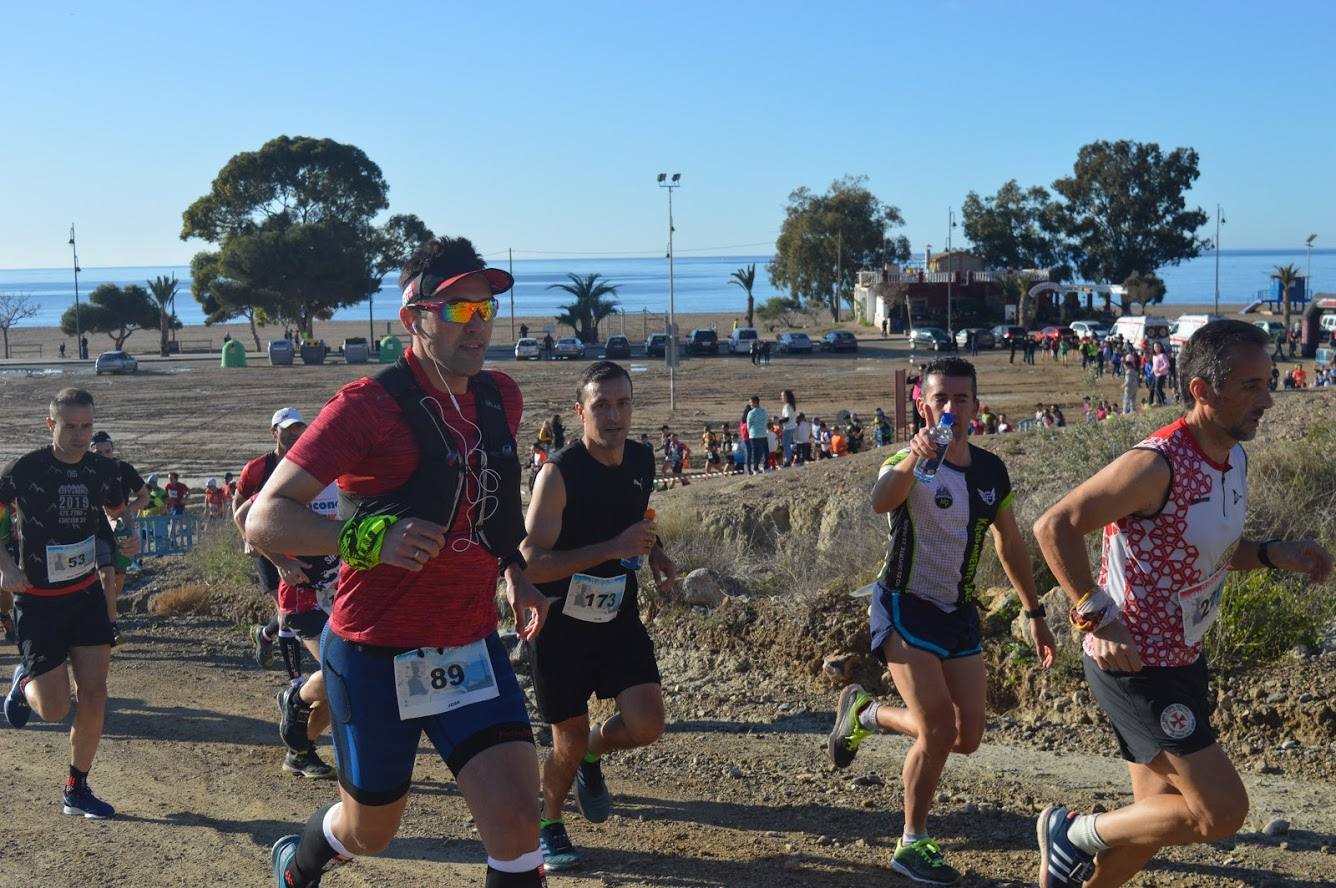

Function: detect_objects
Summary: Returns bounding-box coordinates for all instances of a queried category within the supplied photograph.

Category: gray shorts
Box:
[1083,654,1216,764]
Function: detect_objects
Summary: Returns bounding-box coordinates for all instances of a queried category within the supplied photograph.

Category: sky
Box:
[2,0,1333,269]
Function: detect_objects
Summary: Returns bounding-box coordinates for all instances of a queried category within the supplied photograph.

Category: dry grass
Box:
[151,583,212,616]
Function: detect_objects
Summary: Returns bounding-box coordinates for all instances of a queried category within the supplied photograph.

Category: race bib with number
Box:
[392,638,498,721]
[1179,568,1228,647]
[46,536,97,583]
[563,573,626,623]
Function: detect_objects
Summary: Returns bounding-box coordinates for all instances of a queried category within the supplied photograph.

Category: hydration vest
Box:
[336,358,525,560]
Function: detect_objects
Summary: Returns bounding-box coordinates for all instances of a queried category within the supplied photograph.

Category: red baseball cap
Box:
[401,267,514,306]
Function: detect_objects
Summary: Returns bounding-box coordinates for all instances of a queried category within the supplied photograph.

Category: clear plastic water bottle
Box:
[912,414,955,482]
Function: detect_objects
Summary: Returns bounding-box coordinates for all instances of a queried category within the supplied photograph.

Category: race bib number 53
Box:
[392,638,498,721]
[46,536,96,583]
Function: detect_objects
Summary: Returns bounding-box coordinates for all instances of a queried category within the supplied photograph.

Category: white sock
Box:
[1067,813,1109,855]
[322,803,354,859]
[858,701,881,732]
[902,830,928,844]
[487,849,544,872]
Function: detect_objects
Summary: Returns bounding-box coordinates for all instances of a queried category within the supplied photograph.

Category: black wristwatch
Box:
[499,550,528,573]
[1258,539,1280,570]
[1024,605,1047,619]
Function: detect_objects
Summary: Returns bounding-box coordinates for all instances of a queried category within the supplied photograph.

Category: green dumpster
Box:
[220,339,247,368]
[378,334,404,363]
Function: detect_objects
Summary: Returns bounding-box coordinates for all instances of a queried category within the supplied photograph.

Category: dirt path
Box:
[3,617,1333,888]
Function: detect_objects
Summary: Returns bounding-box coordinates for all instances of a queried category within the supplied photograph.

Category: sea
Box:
[1,249,1332,329]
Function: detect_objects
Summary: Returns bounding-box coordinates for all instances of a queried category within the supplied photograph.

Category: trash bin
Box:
[220,339,247,368]
[343,337,369,364]
[268,339,295,366]
[300,343,329,365]
[378,334,404,363]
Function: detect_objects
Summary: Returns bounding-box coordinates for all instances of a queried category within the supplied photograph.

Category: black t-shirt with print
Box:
[0,447,125,590]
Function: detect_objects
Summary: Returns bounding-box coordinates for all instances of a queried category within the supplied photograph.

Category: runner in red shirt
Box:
[1032,320,1333,887]
[249,236,551,888]
[163,473,189,515]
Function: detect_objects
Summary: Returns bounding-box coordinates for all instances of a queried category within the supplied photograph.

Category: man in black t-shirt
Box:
[90,431,148,636]
[522,361,678,871]
[0,388,138,820]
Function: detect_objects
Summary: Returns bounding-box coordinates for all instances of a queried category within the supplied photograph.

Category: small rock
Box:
[815,835,832,846]
[822,652,859,682]
[784,843,796,853]
[726,766,744,779]
[1263,818,1291,837]
[1281,739,1300,750]
[852,773,884,787]
[1280,841,1292,851]
[963,802,979,814]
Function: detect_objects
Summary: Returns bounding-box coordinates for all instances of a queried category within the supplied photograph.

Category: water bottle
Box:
[620,508,656,570]
[912,414,955,483]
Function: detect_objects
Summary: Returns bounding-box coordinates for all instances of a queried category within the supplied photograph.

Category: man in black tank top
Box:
[521,361,678,872]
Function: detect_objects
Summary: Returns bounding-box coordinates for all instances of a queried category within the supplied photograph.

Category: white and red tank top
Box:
[1089,418,1246,667]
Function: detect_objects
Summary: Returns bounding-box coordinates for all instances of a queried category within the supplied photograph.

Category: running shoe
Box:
[1037,805,1096,887]
[278,685,312,752]
[250,624,275,669]
[110,623,120,648]
[539,820,580,872]
[890,837,961,885]
[271,834,300,888]
[5,665,31,728]
[827,683,874,769]
[1,612,14,644]
[283,748,335,779]
[574,757,611,823]
[62,782,116,819]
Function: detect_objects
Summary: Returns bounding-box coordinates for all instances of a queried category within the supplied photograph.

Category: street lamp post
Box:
[1214,205,1225,315]
[67,224,82,358]
[945,207,956,341]
[657,172,681,412]
[1306,234,1317,299]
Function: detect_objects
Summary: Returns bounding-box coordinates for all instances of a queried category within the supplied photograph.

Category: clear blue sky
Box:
[2,0,1332,269]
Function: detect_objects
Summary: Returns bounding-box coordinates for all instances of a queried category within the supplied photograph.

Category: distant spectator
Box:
[745,396,769,474]
[203,478,228,519]
[817,421,833,459]
[872,408,892,447]
[164,472,189,515]
[997,413,1013,433]
[780,389,798,465]
[551,415,565,451]
[519,323,529,339]
[794,412,812,464]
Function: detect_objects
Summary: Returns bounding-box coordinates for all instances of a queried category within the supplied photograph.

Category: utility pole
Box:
[835,230,843,323]
[1306,233,1317,300]
[509,247,516,342]
[657,173,681,412]
[945,207,955,341]
[67,224,83,357]
[1214,204,1224,315]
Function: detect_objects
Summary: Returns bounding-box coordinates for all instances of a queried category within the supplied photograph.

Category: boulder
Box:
[1011,587,1081,655]
[821,652,859,683]
[680,568,737,608]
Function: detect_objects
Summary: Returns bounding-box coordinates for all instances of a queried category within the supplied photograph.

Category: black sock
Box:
[68,765,89,790]
[279,634,304,681]
[288,804,341,886]
[485,867,547,888]
[265,616,281,638]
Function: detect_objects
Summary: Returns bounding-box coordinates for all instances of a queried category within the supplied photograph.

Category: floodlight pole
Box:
[68,224,83,354]
[1214,204,1223,316]
[659,173,681,412]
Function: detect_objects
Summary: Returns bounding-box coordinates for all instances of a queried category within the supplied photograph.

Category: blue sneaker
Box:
[62,782,115,819]
[1037,805,1096,887]
[5,665,31,728]
[539,820,580,872]
[271,834,301,887]
[574,757,611,823]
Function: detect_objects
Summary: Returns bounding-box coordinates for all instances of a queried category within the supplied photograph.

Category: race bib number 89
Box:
[392,639,499,721]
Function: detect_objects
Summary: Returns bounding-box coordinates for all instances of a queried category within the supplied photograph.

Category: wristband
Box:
[1258,539,1280,570]
[499,550,527,574]
[339,514,400,572]
[1024,605,1047,619]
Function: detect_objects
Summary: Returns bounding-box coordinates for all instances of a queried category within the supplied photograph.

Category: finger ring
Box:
[414,548,425,562]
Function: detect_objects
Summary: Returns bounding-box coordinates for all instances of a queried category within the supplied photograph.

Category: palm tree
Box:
[1271,263,1301,335]
[547,273,620,343]
[729,263,758,328]
[146,274,179,356]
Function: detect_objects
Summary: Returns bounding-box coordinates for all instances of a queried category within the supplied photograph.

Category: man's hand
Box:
[0,567,31,596]
[117,533,140,558]
[644,546,678,625]
[379,518,449,572]
[1270,540,1334,585]
[906,423,947,463]
[1088,618,1143,673]
[506,571,551,641]
[271,555,312,587]
[1030,618,1057,668]
[608,518,657,562]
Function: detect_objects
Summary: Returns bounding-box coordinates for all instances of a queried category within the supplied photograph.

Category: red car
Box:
[1030,326,1079,345]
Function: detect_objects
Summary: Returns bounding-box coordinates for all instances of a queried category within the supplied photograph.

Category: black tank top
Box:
[536,439,655,619]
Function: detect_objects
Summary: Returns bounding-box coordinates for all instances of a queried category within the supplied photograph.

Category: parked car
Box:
[645,333,669,357]
[954,327,995,349]
[514,337,541,360]
[819,330,858,352]
[685,328,719,355]
[990,325,1027,348]
[776,332,813,354]
[1031,325,1079,345]
[94,350,138,375]
[1252,319,1286,338]
[908,327,953,350]
[553,337,586,359]
[726,327,760,355]
[604,335,631,359]
[1069,321,1110,341]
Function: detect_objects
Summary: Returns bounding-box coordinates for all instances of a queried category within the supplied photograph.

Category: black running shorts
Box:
[14,582,115,678]
[870,585,982,662]
[254,556,279,595]
[1083,654,1216,764]
[528,608,661,725]
[285,608,328,641]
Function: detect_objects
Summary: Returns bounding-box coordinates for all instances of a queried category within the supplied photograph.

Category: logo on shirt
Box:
[934,489,953,509]
[633,478,643,490]
[1159,703,1196,740]
[977,488,996,506]
[1233,490,1242,506]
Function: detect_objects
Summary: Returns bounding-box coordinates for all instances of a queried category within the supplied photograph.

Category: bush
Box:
[152,583,212,616]
[1207,570,1336,666]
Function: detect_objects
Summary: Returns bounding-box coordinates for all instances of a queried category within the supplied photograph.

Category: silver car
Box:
[553,337,586,359]
[94,350,139,375]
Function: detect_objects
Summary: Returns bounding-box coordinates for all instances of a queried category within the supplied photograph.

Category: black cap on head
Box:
[91,431,112,444]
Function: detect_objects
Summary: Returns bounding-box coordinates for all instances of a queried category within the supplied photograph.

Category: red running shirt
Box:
[284,348,523,647]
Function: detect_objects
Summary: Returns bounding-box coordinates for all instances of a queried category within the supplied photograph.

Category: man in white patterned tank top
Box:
[1031,320,1332,888]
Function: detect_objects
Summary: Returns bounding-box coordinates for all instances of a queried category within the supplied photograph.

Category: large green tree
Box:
[960,180,1067,271]
[548,273,620,343]
[769,176,910,322]
[1050,140,1209,314]
[1272,263,1302,332]
[60,283,161,349]
[146,274,179,356]
[180,135,432,341]
[729,263,758,328]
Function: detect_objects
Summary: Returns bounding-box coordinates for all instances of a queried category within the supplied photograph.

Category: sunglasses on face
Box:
[412,298,499,325]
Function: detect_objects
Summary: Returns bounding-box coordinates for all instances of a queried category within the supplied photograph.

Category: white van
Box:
[1168,314,1225,353]
[1110,315,1172,353]
[1321,313,1336,334]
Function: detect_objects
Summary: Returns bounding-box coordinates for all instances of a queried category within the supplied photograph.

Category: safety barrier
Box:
[139,514,200,556]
